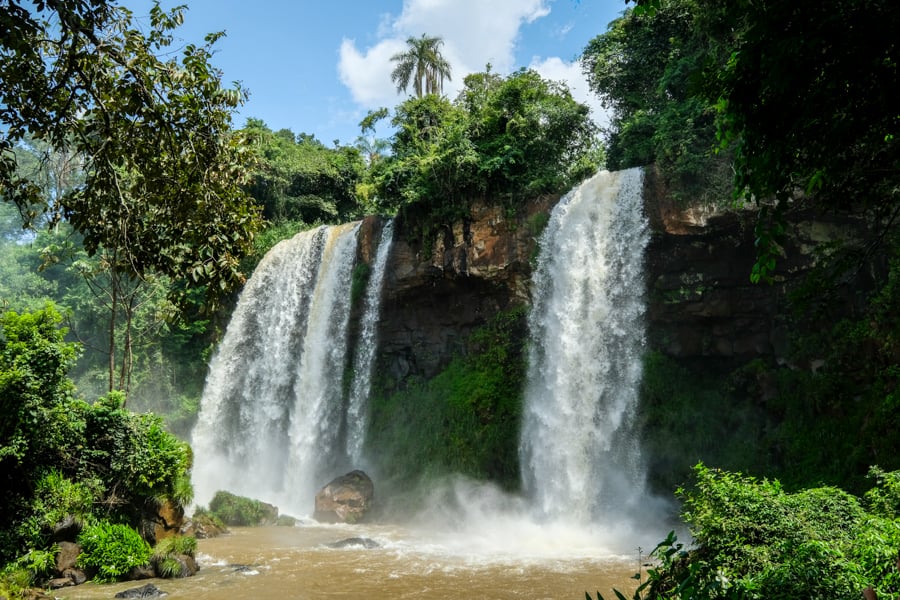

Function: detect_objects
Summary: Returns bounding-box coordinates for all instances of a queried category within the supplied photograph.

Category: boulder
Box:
[325,537,380,549]
[55,541,80,574]
[314,470,374,523]
[114,583,168,598]
[51,516,81,542]
[127,564,156,580]
[151,554,199,579]
[48,576,75,589]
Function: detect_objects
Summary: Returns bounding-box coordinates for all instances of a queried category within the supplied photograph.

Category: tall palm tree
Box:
[390,34,452,98]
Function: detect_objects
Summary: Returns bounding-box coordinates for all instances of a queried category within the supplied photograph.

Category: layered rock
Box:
[642,168,873,372]
[369,166,873,389]
[376,196,555,391]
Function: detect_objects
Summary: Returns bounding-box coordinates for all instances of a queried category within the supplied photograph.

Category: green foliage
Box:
[243,119,366,225]
[76,521,151,583]
[638,352,769,494]
[641,234,900,495]
[80,396,192,508]
[1,1,263,310]
[367,307,527,488]
[15,470,100,551]
[583,1,732,204]
[370,67,599,244]
[208,491,276,526]
[1,547,58,591]
[0,306,194,565]
[641,465,900,599]
[697,0,899,222]
[756,242,900,492]
[598,0,898,274]
[866,468,900,520]
[0,306,80,479]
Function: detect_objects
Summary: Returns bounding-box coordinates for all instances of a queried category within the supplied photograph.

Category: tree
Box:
[242,119,366,224]
[616,0,899,279]
[583,1,732,203]
[694,0,899,216]
[0,1,262,309]
[390,34,452,98]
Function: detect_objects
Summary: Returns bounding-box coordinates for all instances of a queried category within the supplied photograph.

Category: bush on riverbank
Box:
[619,464,900,600]
[0,305,195,594]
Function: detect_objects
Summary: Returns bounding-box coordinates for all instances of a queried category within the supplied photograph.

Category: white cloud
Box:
[338,37,406,107]
[337,0,608,132]
[338,0,552,108]
[529,56,610,130]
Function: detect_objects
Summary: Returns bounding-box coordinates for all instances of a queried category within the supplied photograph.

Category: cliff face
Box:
[372,196,555,390]
[367,167,871,393]
[642,168,873,373]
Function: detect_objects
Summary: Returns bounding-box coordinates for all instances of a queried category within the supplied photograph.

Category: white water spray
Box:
[346,219,395,465]
[191,223,361,514]
[520,168,649,524]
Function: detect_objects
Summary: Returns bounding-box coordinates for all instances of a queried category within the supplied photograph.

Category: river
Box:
[58,522,642,599]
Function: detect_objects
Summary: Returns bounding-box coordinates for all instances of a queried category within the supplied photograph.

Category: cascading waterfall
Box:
[519,168,649,524]
[190,168,654,541]
[345,219,394,465]
[283,221,361,502]
[191,222,361,513]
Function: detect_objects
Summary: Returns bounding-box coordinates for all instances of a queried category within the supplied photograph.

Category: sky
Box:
[123,0,627,146]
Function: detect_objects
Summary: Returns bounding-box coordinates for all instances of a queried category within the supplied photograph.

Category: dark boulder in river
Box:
[325,537,380,549]
[114,583,168,598]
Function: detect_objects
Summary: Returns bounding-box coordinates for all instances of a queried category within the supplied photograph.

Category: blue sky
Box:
[124,0,626,146]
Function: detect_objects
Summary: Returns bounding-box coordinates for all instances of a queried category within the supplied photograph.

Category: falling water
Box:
[519,168,649,524]
[191,222,361,514]
[345,219,395,465]
[283,221,361,503]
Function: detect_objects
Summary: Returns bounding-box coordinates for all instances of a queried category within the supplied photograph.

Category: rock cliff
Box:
[369,195,555,392]
[642,168,873,374]
[365,166,872,392]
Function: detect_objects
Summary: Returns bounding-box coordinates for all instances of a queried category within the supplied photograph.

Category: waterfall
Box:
[345,219,395,465]
[191,222,361,513]
[519,168,649,523]
[283,221,361,501]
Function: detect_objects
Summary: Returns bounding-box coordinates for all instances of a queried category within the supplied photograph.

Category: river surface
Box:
[58,522,642,599]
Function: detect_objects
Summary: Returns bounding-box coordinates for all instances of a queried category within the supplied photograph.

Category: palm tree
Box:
[390,34,452,98]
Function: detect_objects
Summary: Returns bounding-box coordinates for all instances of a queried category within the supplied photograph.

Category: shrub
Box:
[76,521,151,583]
[642,464,900,599]
[15,470,100,551]
[208,491,277,526]
[152,535,198,578]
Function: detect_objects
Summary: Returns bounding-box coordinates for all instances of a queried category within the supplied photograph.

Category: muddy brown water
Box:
[57,523,642,599]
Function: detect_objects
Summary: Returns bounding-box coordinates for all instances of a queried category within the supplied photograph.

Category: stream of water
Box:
[58,524,641,600]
